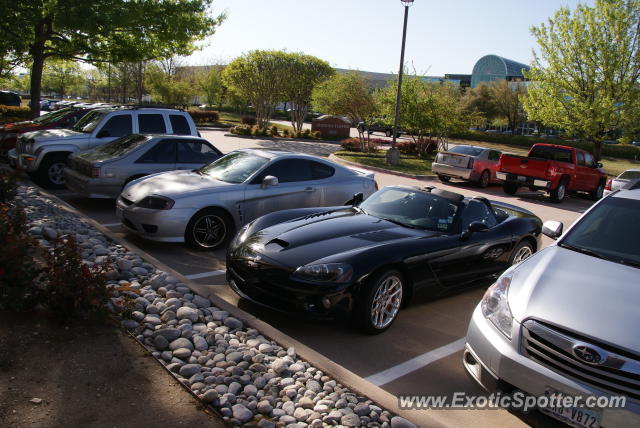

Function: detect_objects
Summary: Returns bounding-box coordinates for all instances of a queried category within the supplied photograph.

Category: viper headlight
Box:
[292,263,353,283]
[481,271,514,339]
[230,224,250,247]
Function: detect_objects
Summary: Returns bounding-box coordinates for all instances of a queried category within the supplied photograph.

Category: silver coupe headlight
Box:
[292,263,353,283]
[136,195,175,210]
[481,271,514,338]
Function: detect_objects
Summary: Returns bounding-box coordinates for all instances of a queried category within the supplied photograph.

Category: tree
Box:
[197,65,226,109]
[524,0,640,160]
[41,59,82,99]
[282,54,334,133]
[311,72,376,124]
[145,62,196,107]
[222,50,290,128]
[463,82,498,126]
[489,80,527,134]
[1,0,224,117]
[376,76,471,155]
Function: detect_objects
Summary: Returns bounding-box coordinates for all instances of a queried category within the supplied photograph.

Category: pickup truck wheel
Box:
[437,175,450,183]
[590,181,604,200]
[478,170,490,188]
[503,182,518,195]
[550,178,568,203]
[36,153,68,189]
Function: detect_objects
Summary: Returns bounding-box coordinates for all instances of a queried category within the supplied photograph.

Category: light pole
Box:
[386,0,414,165]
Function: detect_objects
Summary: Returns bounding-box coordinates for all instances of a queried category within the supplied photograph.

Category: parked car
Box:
[432,145,502,188]
[604,168,640,197]
[365,121,401,138]
[64,134,222,199]
[0,106,101,156]
[0,90,21,106]
[227,185,542,333]
[497,143,607,203]
[464,179,640,427]
[8,106,198,188]
[116,149,376,250]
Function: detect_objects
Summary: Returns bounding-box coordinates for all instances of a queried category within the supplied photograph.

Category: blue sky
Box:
[187,0,592,76]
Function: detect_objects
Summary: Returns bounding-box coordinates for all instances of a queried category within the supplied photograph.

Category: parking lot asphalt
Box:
[47,129,589,427]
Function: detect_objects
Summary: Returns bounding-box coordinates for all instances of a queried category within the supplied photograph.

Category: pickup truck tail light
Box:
[467,158,474,169]
[605,178,612,190]
[91,167,100,178]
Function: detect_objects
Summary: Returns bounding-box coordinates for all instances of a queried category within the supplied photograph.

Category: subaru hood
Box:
[509,245,640,354]
[121,170,235,201]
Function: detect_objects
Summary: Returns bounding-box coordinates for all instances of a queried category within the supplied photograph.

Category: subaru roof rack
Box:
[124,104,183,111]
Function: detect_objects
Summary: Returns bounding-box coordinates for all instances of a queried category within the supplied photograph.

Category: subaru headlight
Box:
[292,263,353,283]
[136,195,175,210]
[481,271,514,338]
[24,141,34,154]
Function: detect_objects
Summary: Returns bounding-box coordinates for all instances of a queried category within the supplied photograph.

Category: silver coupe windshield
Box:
[197,151,269,183]
[360,188,459,232]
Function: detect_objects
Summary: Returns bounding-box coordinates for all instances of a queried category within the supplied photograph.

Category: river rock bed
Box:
[16,186,417,428]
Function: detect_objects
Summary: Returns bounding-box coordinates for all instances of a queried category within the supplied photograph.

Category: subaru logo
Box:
[572,343,606,365]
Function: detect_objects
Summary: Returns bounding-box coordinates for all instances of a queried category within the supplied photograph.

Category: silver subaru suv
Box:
[464,179,640,427]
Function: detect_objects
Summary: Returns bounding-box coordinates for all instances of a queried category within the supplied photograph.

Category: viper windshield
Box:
[360,187,460,232]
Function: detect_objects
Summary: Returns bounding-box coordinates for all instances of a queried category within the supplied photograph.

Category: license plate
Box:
[517,175,527,181]
[542,388,601,428]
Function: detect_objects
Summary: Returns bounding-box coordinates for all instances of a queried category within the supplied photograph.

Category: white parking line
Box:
[364,337,466,386]
[184,270,226,280]
[100,222,121,227]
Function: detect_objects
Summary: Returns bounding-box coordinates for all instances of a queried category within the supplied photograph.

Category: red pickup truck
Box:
[496,143,607,203]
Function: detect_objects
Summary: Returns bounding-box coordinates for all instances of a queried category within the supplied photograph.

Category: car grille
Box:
[522,319,640,401]
[16,137,30,154]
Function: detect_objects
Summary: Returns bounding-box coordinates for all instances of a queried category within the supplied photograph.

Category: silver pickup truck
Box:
[8,106,198,188]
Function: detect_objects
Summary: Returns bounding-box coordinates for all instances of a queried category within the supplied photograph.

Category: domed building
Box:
[470,54,530,88]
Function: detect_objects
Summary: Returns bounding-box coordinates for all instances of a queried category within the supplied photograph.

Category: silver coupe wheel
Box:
[370,274,403,330]
[192,214,227,248]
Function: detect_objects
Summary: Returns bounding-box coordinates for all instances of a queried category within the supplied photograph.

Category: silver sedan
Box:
[64,134,222,198]
[116,149,377,250]
[604,168,640,197]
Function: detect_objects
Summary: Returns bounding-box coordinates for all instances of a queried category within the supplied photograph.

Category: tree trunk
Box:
[593,140,603,162]
[29,21,48,119]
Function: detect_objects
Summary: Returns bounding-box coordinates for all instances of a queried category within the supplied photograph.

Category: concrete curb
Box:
[329,153,438,182]
[223,133,341,145]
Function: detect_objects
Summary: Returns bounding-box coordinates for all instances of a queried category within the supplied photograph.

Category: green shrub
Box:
[312,131,322,139]
[302,129,311,138]
[270,125,280,137]
[241,115,257,126]
[187,110,219,124]
[0,106,30,123]
[230,125,252,136]
[252,126,269,137]
[340,138,380,153]
[43,235,109,321]
[282,129,290,137]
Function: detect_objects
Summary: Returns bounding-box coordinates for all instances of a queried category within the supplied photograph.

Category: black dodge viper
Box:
[226,185,542,333]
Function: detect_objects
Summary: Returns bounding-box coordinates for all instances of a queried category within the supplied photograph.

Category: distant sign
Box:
[311,115,351,138]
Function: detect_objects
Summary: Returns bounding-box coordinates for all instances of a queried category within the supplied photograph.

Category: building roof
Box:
[470,55,530,88]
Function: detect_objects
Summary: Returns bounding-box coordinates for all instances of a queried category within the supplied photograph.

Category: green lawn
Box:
[216,111,294,133]
[335,151,434,176]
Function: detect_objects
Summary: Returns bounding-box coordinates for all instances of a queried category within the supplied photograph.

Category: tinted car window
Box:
[576,151,585,166]
[584,152,595,167]
[560,196,639,267]
[177,140,221,163]
[73,110,103,132]
[138,114,166,133]
[360,188,459,232]
[98,115,132,137]
[529,146,572,163]
[170,114,191,135]
[619,170,640,180]
[94,134,150,157]
[310,161,334,179]
[460,200,498,231]
[255,159,313,183]
[136,140,175,163]
[449,146,483,156]
[488,150,501,161]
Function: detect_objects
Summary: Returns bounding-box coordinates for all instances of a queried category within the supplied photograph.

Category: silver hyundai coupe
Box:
[116,149,376,250]
[464,180,640,427]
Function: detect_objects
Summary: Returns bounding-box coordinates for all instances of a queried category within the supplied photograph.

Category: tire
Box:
[589,181,604,201]
[185,208,234,251]
[437,174,451,183]
[385,130,392,137]
[478,170,490,188]
[354,269,404,334]
[550,177,568,203]
[503,182,518,195]
[35,153,69,189]
[509,240,534,265]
